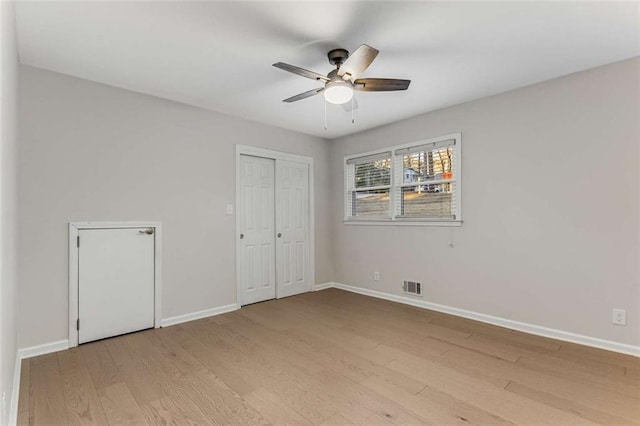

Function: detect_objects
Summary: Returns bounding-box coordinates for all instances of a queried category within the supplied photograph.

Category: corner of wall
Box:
[1,1,20,424]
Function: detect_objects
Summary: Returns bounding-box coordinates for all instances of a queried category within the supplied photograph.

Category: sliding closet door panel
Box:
[276,160,310,298]
[238,155,276,305]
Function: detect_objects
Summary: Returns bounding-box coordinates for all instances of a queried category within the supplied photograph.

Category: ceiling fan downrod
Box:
[327,48,349,70]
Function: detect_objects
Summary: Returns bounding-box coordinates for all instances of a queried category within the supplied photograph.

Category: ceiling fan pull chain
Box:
[324,99,328,131]
[351,96,355,124]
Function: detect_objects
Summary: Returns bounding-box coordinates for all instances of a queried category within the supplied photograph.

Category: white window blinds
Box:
[344,134,461,223]
[393,139,457,220]
[345,152,392,218]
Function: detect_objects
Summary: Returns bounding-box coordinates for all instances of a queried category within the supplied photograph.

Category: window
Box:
[344,134,461,225]
[345,151,392,218]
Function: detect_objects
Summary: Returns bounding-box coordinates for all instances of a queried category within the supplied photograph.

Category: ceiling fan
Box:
[273,45,410,106]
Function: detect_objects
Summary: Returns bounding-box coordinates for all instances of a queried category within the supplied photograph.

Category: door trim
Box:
[235,145,315,306]
[68,221,162,348]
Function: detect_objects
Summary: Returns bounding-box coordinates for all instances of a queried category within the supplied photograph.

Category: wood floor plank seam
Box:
[413,384,428,396]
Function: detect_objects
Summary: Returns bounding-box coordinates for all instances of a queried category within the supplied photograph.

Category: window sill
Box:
[343,219,463,227]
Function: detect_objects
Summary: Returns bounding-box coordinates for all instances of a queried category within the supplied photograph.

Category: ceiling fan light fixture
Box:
[323,81,353,104]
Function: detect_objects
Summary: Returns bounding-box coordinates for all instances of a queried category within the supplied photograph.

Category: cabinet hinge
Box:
[77,319,80,330]
[77,236,80,248]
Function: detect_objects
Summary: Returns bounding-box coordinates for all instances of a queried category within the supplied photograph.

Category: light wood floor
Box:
[18,288,640,425]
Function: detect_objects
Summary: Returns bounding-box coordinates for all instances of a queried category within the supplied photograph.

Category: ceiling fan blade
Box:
[337,44,379,82]
[273,62,330,82]
[341,95,359,112]
[282,87,324,103]
[354,78,411,91]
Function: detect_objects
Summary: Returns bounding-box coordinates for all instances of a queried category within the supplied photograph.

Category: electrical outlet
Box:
[612,308,627,326]
[373,271,380,281]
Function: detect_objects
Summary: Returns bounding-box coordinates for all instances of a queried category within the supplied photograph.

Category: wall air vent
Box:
[402,280,422,296]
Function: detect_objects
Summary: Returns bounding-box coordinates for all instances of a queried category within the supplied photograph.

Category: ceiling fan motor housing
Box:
[328,48,349,67]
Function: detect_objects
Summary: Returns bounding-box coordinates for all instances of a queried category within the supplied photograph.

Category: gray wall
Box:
[1,1,19,423]
[18,66,333,348]
[329,58,639,346]
[18,57,639,351]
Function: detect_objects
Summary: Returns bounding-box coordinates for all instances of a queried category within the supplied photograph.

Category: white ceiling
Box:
[15,1,640,139]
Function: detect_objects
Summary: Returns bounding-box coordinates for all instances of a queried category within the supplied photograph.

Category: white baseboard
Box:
[8,352,21,426]
[314,282,336,291]
[160,303,239,327]
[322,282,640,357]
[18,339,69,360]
[9,339,69,425]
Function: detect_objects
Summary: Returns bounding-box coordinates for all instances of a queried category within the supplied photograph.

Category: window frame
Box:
[343,133,462,226]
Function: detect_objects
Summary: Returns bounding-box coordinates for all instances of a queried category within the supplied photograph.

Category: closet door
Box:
[275,160,311,298]
[238,155,276,305]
